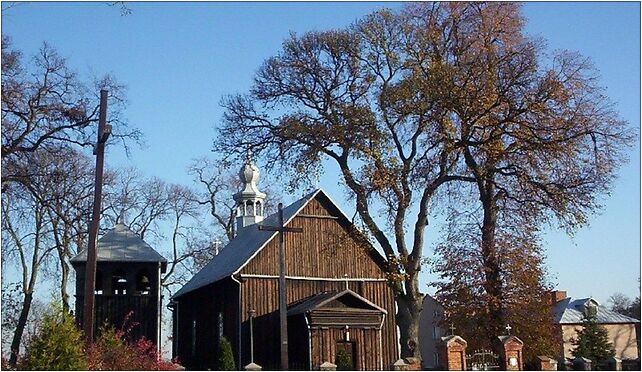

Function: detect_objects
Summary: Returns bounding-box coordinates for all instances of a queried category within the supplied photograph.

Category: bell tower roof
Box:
[233,150,267,233]
[70,223,167,270]
[233,150,266,202]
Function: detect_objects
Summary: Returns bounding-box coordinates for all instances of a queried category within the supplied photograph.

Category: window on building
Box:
[95,270,103,295]
[255,201,262,216]
[136,269,152,295]
[218,312,224,341]
[432,326,438,340]
[112,269,127,295]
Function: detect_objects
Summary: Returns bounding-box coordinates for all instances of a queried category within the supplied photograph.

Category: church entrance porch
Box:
[287,289,387,370]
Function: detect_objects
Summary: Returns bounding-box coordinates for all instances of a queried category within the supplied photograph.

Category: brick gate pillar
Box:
[496,335,524,371]
[438,335,468,371]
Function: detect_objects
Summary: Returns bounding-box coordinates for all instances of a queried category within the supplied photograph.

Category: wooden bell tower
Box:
[71,223,167,346]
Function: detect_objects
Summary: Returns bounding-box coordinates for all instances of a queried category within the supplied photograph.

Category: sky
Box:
[2,1,640,307]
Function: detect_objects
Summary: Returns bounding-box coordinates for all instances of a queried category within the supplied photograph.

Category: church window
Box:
[112,269,127,295]
[95,270,103,295]
[217,312,224,340]
[136,269,152,295]
[246,200,255,215]
[255,201,262,216]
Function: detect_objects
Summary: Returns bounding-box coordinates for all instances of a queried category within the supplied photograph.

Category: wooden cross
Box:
[258,203,303,370]
[505,324,512,335]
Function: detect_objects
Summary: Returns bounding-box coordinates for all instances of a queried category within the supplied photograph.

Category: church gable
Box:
[240,192,386,279]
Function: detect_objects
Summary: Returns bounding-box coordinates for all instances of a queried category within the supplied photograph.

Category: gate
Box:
[466,349,500,371]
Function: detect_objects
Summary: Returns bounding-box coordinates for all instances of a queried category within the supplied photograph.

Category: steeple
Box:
[233,150,266,234]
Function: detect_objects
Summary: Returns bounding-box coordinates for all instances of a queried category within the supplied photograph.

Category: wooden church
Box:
[71,223,167,346]
[170,158,399,370]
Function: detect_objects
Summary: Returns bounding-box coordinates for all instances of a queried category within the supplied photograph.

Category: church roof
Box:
[553,297,640,324]
[71,223,167,264]
[172,188,378,300]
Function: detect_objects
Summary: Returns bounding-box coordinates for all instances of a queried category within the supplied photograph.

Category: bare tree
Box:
[188,156,283,242]
[2,160,57,365]
[1,37,140,189]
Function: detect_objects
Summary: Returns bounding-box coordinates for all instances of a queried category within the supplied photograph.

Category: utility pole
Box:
[258,203,302,370]
[83,90,111,346]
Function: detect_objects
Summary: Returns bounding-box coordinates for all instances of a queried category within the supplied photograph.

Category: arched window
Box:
[95,270,104,295]
[246,200,255,216]
[256,201,262,216]
[112,269,128,295]
[136,269,152,295]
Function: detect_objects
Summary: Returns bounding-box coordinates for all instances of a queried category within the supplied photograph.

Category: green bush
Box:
[22,305,86,370]
[216,336,236,370]
[335,349,352,371]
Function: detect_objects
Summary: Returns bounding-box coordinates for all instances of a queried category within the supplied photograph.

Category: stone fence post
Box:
[244,362,262,371]
[438,335,468,370]
[496,335,524,371]
[537,356,558,371]
[320,361,337,371]
[573,357,592,371]
[607,356,622,371]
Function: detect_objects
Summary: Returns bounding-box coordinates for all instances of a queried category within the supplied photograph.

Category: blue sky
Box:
[2,1,640,304]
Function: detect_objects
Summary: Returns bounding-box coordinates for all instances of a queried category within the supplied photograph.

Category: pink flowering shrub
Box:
[86,311,180,370]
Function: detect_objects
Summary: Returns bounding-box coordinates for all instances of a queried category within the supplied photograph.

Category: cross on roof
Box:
[505,324,512,335]
[450,323,456,336]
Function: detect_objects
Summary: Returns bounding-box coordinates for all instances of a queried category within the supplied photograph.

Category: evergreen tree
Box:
[571,309,615,369]
[335,349,352,371]
[216,336,236,371]
[22,304,87,370]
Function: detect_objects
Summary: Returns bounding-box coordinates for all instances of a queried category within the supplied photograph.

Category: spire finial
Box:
[245,148,253,164]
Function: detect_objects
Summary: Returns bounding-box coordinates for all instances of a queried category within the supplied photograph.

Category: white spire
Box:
[233,150,266,235]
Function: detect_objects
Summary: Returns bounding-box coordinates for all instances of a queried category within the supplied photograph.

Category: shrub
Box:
[22,305,86,370]
[216,336,236,370]
[335,349,352,371]
[87,325,180,370]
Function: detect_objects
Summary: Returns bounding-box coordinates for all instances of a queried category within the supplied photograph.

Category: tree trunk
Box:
[9,292,33,366]
[480,186,504,343]
[396,276,424,359]
[60,259,70,313]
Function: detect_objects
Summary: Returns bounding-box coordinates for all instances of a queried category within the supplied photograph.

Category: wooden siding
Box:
[173,278,239,370]
[240,198,386,279]
[75,294,159,343]
[239,277,397,370]
[310,327,382,370]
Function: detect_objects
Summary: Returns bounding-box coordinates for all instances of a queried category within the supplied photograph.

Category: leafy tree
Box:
[22,304,86,370]
[216,336,236,371]
[571,310,615,369]
[433,213,556,365]
[215,2,633,356]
